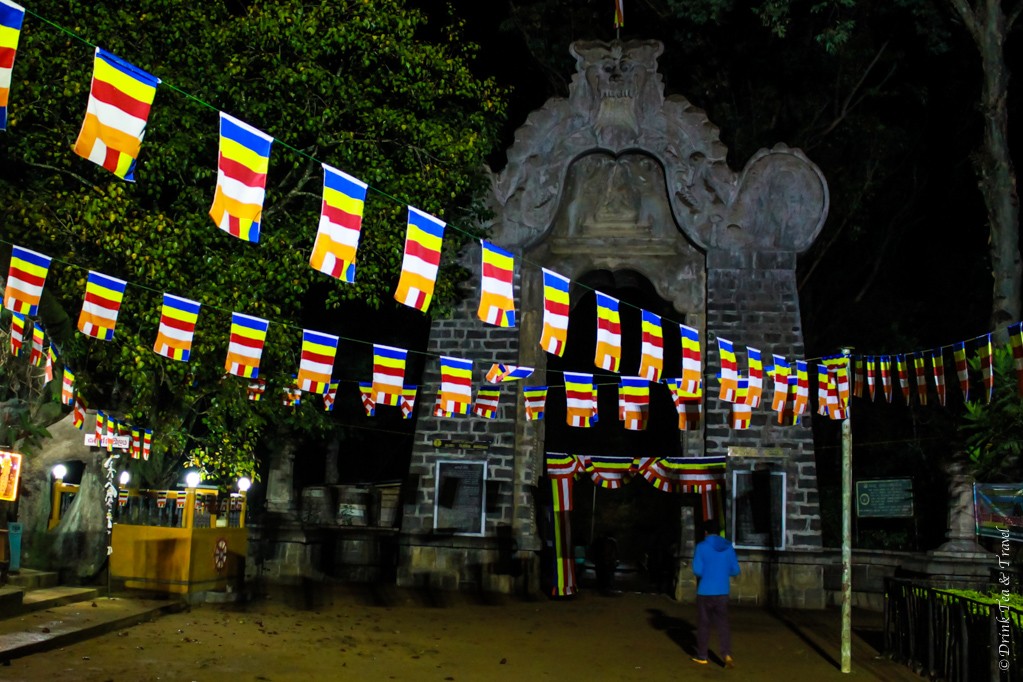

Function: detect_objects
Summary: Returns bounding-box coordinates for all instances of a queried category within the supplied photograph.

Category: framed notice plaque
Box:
[433,460,487,536]
[732,469,786,550]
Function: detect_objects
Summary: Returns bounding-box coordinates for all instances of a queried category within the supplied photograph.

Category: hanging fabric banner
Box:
[580,455,635,489]
[816,364,832,416]
[247,378,266,402]
[544,453,582,598]
[209,112,274,243]
[323,381,339,411]
[770,355,790,423]
[73,47,160,181]
[618,376,649,431]
[434,356,473,416]
[745,347,763,407]
[564,372,596,428]
[282,377,302,407]
[8,311,24,356]
[309,164,367,282]
[793,360,809,423]
[372,344,407,407]
[400,385,418,420]
[680,324,702,395]
[4,245,50,316]
[665,378,702,431]
[1009,322,1023,397]
[523,386,548,421]
[225,312,268,378]
[979,333,994,404]
[539,268,570,356]
[130,427,142,460]
[953,342,970,402]
[394,206,445,312]
[594,292,622,373]
[485,363,533,383]
[43,346,54,383]
[472,387,501,419]
[77,271,127,341]
[865,356,876,401]
[142,429,152,461]
[892,355,909,404]
[358,381,376,416]
[879,355,893,403]
[0,0,25,131]
[153,293,200,362]
[912,353,929,406]
[297,329,338,394]
[852,357,865,399]
[637,310,663,382]
[477,241,516,327]
[72,397,86,429]
[931,349,947,407]
[715,336,739,403]
[29,322,43,366]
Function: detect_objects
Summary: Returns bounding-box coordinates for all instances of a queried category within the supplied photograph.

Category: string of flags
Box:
[3,3,1023,456]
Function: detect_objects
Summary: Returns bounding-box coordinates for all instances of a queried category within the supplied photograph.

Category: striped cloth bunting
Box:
[77,271,127,341]
[4,245,50,315]
[153,293,200,362]
[539,268,570,356]
[309,164,367,282]
[297,329,338,394]
[225,312,268,378]
[209,112,273,243]
[637,310,663,382]
[0,0,25,131]
[394,206,445,312]
[594,292,622,372]
[477,241,516,327]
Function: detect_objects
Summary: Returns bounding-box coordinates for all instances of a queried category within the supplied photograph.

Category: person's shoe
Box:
[691,657,708,665]
[724,655,736,669]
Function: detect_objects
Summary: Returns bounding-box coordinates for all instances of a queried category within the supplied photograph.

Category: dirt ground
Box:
[1,585,915,682]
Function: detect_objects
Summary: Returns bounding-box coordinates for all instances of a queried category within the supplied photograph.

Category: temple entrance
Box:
[545,269,693,593]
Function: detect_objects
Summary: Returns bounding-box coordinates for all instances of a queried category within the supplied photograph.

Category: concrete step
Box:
[0,595,185,663]
[5,569,59,590]
[20,586,101,614]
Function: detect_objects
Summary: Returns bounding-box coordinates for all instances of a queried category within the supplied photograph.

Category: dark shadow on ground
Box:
[646,608,697,657]
[767,608,841,670]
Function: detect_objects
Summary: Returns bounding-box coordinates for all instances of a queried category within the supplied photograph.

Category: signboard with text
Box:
[856,478,914,518]
[83,434,130,450]
[433,460,487,536]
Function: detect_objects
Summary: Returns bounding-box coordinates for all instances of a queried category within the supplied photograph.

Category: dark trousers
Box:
[696,594,732,659]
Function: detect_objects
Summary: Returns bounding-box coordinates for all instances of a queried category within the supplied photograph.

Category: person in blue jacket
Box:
[691,517,740,668]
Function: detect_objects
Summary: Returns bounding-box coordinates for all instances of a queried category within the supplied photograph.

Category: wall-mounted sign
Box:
[974,483,1023,543]
[0,450,23,502]
[856,478,913,518]
[83,434,131,450]
[432,438,492,451]
[433,460,487,536]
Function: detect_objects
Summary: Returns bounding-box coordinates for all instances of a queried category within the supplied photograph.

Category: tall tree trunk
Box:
[949,0,1022,330]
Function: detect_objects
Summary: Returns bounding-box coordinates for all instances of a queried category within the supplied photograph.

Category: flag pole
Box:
[840,346,853,673]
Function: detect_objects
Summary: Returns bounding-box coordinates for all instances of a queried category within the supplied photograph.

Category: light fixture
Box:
[52,464,67,481]
[237,476,252,493]
[119,471,130,486]
[185,471,201,488]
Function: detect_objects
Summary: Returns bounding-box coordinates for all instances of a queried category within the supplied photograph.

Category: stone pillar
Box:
[932,461,989,557]
[265,443,297,519]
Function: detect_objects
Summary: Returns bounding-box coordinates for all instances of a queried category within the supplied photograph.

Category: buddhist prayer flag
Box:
[539,268,570,356]
[62,367,75,405]
[209,112,273,243]
[478,241,516,327]
[866,356,877,401]
[323,381,339,412]
[0,0,25,131]
[485,363,533,383]
[72,397,86,429]
[4,245,50,316]
[435,356,473,416]
[979,333,994,403]
[358,382,376,416]
[894,355,910,404]
[716,336,739,402]
[953,342,969,402]
[638,310,663,382]
[142,429,152,461]
[131,428,142,459]
[731,388,752,429]
[297,329,338,394]
[73,47,160,181]
[931,349,947,407]
[394,206,445,312]
[247,378,265,401]
[372,344,407,407]
[793,361,809,423]
[816,365,830,416]
[879,355,893,403]
[43,346,54,383]
[400,385,418,420]
[745,347,763,407]
[614,0,624,28]
[29,322,43,366]
[77,271,127,340]
[770,355,790,422]
[282,379,302,407]
[594,292,622,372]
[94,411,104,439]
[153,293,200,362]
[680,324,701,395]
[564,372,596,428]
[8,311,24,356]
[618,376,649,430]
[852,357,865,399]
[225,312,269,378]
[1009,323,1023,397]
[666,378,702,431]
[473,387,501,419]
[309,164,367,282]
[523,386,547,421]
[912,353,929,406]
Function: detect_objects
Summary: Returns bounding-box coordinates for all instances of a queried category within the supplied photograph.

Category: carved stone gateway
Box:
[397,39,830,605]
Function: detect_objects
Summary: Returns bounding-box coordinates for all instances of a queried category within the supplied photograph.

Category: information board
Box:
[434,460,487,536]
[856,479,913,518]
[732,470,786,550]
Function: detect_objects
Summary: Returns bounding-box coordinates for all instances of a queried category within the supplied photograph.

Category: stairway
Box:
[0,569,185,664]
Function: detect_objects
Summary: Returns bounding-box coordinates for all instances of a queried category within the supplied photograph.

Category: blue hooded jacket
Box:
[692,534,740,596]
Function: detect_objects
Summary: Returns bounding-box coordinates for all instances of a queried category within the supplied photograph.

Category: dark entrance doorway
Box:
[546,269,692,593]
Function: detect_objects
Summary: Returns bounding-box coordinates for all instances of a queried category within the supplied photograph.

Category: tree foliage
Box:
[961,345,1023,482]
[0,0,506,486]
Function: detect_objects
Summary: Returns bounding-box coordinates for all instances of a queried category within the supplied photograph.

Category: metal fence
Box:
[885,577,1021,681]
